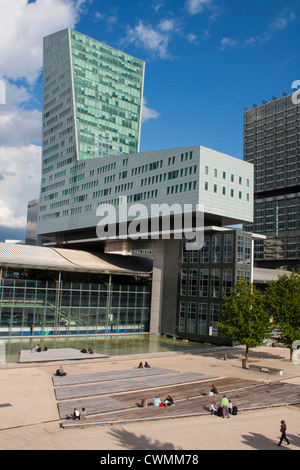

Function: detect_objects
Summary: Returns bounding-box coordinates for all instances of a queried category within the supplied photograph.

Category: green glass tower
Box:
[42,28,144,168]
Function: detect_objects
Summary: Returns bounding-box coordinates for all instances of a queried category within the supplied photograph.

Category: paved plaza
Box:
[0,344,299,451]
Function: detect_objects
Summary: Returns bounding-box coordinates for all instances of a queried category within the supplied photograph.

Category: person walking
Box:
[221,395,230,419]
[278,420,290,446]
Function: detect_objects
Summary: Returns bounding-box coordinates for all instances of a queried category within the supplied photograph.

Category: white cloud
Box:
[0,109,42,146]
[141,98,160,123]
[185,0,213,15]
[0,0,86,232]
[269,11,296,33]
[246,10,296,46]
[153,4,164,13]
[0,145,41,228]
[186,33,198,43]
[0,0,84,84]
[158,19,176,33]
[221,37,238,50]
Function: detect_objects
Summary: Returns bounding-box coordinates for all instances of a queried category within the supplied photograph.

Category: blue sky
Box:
[0,0,299,240]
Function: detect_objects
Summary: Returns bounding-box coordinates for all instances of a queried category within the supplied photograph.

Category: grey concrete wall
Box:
[150,238,180,336]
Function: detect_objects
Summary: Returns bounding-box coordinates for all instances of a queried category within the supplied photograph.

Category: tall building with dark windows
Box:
[243,92,300,271]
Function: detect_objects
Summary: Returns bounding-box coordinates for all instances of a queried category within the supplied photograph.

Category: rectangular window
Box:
[205,166,209,175]
[245,237,251,264]
[223,171,226,179]
[187,302,197,333]
[211,269,220,298]
[179,301,186,332]
[223,234,233,263]
[188,269,198,296]
[214,184,217,193]
[180,269,187,295]
[199,269,209,297]
[222,187,226,195]
[190,250,199,263]
[223,269,233,297]
[237,235,244,263]
[212,235,221,263]
[198,303,207,335]
[205,182,208,190]
[200,236,210,263]
[209,304,220,336]
[182,244,188,263]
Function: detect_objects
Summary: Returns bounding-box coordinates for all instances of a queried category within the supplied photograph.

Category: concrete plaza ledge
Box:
[19,348,109,363]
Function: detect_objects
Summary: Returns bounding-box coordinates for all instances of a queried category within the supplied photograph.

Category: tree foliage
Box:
[218,278,271,360]
[265,272,300,356]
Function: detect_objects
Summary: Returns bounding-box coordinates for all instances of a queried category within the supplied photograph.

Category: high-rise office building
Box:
[243,92,300,270]
[38,28,144,243]
[41,27,144,167]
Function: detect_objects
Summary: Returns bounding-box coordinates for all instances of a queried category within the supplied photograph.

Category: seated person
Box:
[72,408,80,420]
[88,348,93,354]
[55,366,66,376]
[137,362,143,368]
[164,395,174,406]
[43,346,48,351]
[208,385,218,396]
[144,361,151,368]
[153,396,162,407]
[80,348,87,353]
[209,402,218,415]
[228,400,233,414]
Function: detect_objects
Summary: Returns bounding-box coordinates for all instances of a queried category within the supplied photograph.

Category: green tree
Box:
[217,278,271,362]
[265,271,300,359]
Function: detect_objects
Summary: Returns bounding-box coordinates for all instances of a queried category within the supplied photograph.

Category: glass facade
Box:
[70,30,144,159]
[177,230,252,344]
[0,269,151,336]
[243,94,300,269]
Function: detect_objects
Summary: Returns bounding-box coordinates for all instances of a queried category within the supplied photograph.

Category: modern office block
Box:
[41,28,144,197]
[37,145,254,244]
[177,228,253,344]
[243,93,300,270]
[43,29,144,159]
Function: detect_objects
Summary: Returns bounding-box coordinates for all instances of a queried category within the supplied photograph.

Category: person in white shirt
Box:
[153,396,161,407]
[209,402,218,415]
[72,408,80,420]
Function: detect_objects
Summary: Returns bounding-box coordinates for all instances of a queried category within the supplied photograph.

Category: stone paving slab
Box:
[53,367,175,387]
[19,348,109,363]
[55,371,216,400]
